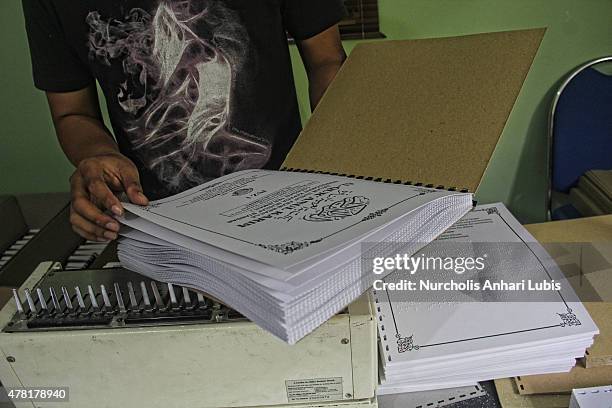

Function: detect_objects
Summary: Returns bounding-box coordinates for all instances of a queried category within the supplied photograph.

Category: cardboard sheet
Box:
[503,215,612,396]
[524,215,612,243]
[583,303,612,368]
[283,29,545,192]
[494,378,570,408]
[525,215,612,368]
[514,364,612,395]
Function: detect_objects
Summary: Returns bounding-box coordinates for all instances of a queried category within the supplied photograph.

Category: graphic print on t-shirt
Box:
[86,1,271,193]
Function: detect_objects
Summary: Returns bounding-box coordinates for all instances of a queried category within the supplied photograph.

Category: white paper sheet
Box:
[122,169,465,270]
[115,169,474,343]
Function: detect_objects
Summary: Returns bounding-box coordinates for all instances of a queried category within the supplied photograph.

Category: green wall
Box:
[2,0,612,223]
[0,1,73,195]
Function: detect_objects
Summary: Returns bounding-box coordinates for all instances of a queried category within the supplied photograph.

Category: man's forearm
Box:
[297,24,346,110]
[46,86,121,168]
[308,61,344,110]
[54,114,120,167]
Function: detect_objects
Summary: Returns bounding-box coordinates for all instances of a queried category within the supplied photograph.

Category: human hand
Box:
[69,152,148,241]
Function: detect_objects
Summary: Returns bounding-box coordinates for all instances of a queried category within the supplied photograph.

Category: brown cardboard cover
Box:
[524,214,612,243]
[583,303,612,367]
[494,377,570,408]
[509,215,612,394]
[526,215,612,369]
[283,29,545,192]
[514,364,612,395]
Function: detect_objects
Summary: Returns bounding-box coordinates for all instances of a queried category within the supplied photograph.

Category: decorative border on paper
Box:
[379,206,582,361]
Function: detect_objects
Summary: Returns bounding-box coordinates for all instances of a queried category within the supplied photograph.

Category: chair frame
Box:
[546,56,612,220]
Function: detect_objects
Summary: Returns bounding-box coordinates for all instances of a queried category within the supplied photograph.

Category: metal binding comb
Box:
[4,267,244,333]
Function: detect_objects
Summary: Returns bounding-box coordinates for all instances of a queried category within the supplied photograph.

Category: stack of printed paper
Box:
[375,204,599,393]
[116,169,473,344]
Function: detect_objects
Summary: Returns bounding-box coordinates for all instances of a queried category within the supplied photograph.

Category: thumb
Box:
[119,163,149,206]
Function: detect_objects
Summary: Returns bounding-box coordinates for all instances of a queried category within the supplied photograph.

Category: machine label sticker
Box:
[285,377,343,402]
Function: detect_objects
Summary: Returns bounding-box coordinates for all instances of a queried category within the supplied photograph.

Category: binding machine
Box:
[0,194,377,408]
[6,266,244,333]
[0,261,377,408]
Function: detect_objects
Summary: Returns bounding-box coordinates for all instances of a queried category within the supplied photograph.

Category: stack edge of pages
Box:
[375,204,599,394]
[116,169,473,343]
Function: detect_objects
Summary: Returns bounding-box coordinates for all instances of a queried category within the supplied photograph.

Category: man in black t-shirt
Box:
[22,0,346,242]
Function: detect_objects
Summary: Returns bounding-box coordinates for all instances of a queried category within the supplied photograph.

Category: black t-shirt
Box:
[22,0,345,199]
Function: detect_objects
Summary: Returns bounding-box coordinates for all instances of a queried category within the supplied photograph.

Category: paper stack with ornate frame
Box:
[375,203,599,393]
[116,169,473,343]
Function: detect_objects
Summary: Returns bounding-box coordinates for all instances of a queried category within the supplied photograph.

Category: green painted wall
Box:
[2,0,612,223]
[0,1,73,195]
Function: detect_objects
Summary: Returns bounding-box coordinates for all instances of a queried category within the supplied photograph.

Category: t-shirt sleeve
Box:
[22,0,93,92]
[282,0,347,41]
